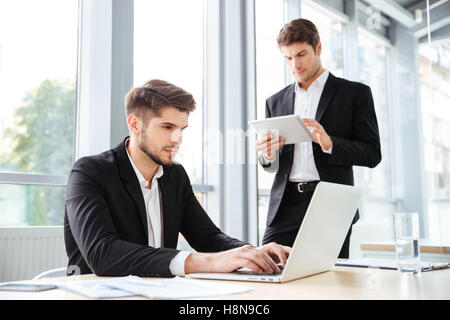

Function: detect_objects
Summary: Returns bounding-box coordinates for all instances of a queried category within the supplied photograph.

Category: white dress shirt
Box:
[289,70,331,182]
[125,139,191,276]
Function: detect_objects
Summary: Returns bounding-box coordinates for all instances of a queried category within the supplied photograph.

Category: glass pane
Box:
[301,3,344,77]
[255,0,285,244]
[419,43,450,244]
[0,184,66,226]
[357,31,391,199]
[133,0,204,185]
[349,30,394,260]
[0,0,78,176]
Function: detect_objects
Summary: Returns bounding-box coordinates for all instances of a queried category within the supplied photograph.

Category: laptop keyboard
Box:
[233,265,284,276]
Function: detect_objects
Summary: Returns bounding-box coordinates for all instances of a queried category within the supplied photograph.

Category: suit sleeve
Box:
[65,159,180,277]
[179,169,249,252]
[328,85,382,168]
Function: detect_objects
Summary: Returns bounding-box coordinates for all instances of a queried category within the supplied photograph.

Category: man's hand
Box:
[258,242,291,268]
[303,118,333,151]
[185,244,291,275]
[256,134,285,160]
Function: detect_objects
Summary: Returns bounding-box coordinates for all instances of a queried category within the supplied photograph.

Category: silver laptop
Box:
[188,181,362,283]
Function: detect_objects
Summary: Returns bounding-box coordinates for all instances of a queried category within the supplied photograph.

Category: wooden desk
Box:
[361,242,450,254]
[360,241,450,262]
[1,266,449,300]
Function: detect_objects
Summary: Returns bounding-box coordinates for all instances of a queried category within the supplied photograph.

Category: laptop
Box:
[188,181,363,283]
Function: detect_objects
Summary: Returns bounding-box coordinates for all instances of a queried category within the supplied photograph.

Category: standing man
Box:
[256,19,381,258]
[65,79,290,277]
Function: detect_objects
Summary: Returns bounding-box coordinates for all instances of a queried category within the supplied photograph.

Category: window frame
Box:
[0,173,67,187]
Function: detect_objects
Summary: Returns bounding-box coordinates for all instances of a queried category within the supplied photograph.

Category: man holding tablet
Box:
[256,18,381,258]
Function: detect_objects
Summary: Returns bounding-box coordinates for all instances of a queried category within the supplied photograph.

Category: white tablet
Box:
[248,114,314,145]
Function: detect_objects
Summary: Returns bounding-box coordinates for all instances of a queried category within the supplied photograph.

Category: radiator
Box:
[0,226,68,282]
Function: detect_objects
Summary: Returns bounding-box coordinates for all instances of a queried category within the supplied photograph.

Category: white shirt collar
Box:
[125,138,164,189]
[295,69,329,93]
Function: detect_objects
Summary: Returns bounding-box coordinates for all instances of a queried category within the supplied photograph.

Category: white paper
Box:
[46,275,251,299]
[335,258,436,270]
[113,276,252,299]
[52,276,137,299]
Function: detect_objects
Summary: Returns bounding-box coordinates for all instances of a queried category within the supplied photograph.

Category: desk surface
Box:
[361,241,450,254]
[1,266,449,300]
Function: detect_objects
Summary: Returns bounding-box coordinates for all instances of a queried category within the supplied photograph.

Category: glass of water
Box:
[393,212,421,274]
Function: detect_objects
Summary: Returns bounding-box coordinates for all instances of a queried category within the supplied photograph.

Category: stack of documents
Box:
[47,276,251,299]
[335,258,449,272]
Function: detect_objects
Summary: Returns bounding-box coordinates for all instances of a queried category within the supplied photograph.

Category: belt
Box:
[287,181,319,193]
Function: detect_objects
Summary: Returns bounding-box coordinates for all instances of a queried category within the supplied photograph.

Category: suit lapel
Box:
[283,85,296,154]
[124,180,148,241]
[158,171,176,248]
[114,138,149,242]
[315,72,339,122]
[285,84,295,115]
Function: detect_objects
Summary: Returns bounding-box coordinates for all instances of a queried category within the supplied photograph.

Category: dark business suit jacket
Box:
[259,72,381,227]
[64,137,248,277]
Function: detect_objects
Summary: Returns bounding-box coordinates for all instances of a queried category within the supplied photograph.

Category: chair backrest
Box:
[32,267,68,280]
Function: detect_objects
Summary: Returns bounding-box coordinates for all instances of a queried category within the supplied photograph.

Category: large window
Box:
[301,1,344,77]
[346,29,395,257]
[0,0,78,226]
[357,29,392,200]
[255,0,285,243]
[419,43,450,243]
[134,0,204,189]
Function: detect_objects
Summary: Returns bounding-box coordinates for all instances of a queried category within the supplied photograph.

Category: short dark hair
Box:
[277,18,320,51]
[125,79,196,123]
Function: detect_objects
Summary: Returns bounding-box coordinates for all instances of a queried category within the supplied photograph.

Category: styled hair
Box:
[125,79,196,123]
[277,18,320,51]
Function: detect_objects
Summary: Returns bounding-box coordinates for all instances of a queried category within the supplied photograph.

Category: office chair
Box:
[32,267,68,280]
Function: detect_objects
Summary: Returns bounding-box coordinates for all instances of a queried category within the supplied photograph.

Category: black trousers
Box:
[262,183,352,259]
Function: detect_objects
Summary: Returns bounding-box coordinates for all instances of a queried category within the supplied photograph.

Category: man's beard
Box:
[138,131,175,166]
[297,58,321,84]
